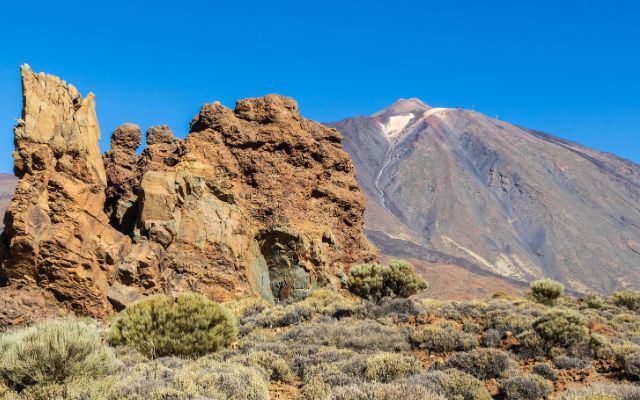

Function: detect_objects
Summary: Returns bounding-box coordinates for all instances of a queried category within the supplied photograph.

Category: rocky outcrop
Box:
[0,66,132,316]
[0,174,18,231]
[0,67,376,319]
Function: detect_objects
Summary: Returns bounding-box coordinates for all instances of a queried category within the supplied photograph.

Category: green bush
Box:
[109,293,238,358]
[364,353,422,383]
[532,308,589,352]
[613,290,640,311]
[584,294,605,309]
[347,261,427,302]
[410,325,478,353]
[0,319,115,389]
[441,348,514,380]
[498,375,553,400]
[403,368,492,400]
[531,279,564,306]
[300,378,331,400]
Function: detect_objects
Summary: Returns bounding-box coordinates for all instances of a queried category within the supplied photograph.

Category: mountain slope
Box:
[331,99,640,293]
[0,174,17,230]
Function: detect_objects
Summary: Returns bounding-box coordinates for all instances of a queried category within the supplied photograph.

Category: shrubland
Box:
[1,270,640,399]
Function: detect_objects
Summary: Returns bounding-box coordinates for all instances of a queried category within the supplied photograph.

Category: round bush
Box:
[613,290,640,311]
[0,319,115,389]
[531,279,564,306]
[441,348,514,380]
[411,325,478,353]
[403,368,492,400]
[347,261,427,302]
[498,375,553,400]
[532,362,558,381]
[532,308,589,351]
[110,293,238,358]
[624,351,640,378]
[364,352,422,382]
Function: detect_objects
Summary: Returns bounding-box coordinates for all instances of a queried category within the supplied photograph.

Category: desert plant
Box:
[364,352,422,383]
[532,362,558,381]
[498,375,553,400]
[532,308,589,352]
[613,290,640,311]
[231,350,294,382]
[624,351,640,378]
[440,348,514,380]
[480,329,502,348]
[531,279,564,306]
[560,384,640,400]
[485,309,535,335]
[553,355,590,370]
[584,294,605,309]
[300,377,331,400]
[109,293,238,358]
[403,368,492,400]
[330,382,446,400]
[175,360,269,400]
[284,319,410,351]
[347,261,427,302]
[410,325,478,353]
[0,319,116,389]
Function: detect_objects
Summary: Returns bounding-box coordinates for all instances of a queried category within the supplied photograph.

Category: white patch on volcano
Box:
[423,107,449,118]
[379,113,414,139]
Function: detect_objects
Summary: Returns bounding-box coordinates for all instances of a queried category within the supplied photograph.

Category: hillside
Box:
[332,99,640,294]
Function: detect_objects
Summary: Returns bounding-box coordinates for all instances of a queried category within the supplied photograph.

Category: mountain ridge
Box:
[331,99,640,294]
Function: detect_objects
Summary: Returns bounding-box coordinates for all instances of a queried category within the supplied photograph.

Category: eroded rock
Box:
[0,67,377,320]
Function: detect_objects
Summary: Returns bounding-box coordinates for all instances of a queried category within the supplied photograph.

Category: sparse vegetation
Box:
[532,308,589,353]
[4,280,640,399]
[346,261,427,302]
[410,324,478,353]
[109,292,237,358]
[613,290,640,311]
[440,348,515,380]
[0,319,115,389]
[531,278,564,306]
[330,382,446,400]
[403,369,492,400]
[498,374,553,400]
[363,352,422,382]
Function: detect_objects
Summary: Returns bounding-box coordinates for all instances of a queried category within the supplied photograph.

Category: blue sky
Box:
[0,1,638,173]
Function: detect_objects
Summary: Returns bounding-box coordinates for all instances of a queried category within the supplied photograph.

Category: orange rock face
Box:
[0,67,376,318]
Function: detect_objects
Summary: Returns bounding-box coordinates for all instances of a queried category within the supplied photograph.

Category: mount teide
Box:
[331,99,640,294]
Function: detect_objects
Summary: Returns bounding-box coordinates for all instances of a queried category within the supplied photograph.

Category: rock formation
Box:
[0,66,376,319]
[0,174,17,231]
[332,98,640,294]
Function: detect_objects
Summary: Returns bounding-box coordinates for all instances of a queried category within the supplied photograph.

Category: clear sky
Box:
[0,1,638,173]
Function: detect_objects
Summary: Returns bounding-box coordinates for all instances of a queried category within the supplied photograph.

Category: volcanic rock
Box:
[0,65,132,316]
[0,67,376,320]
[0,174,17,231]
